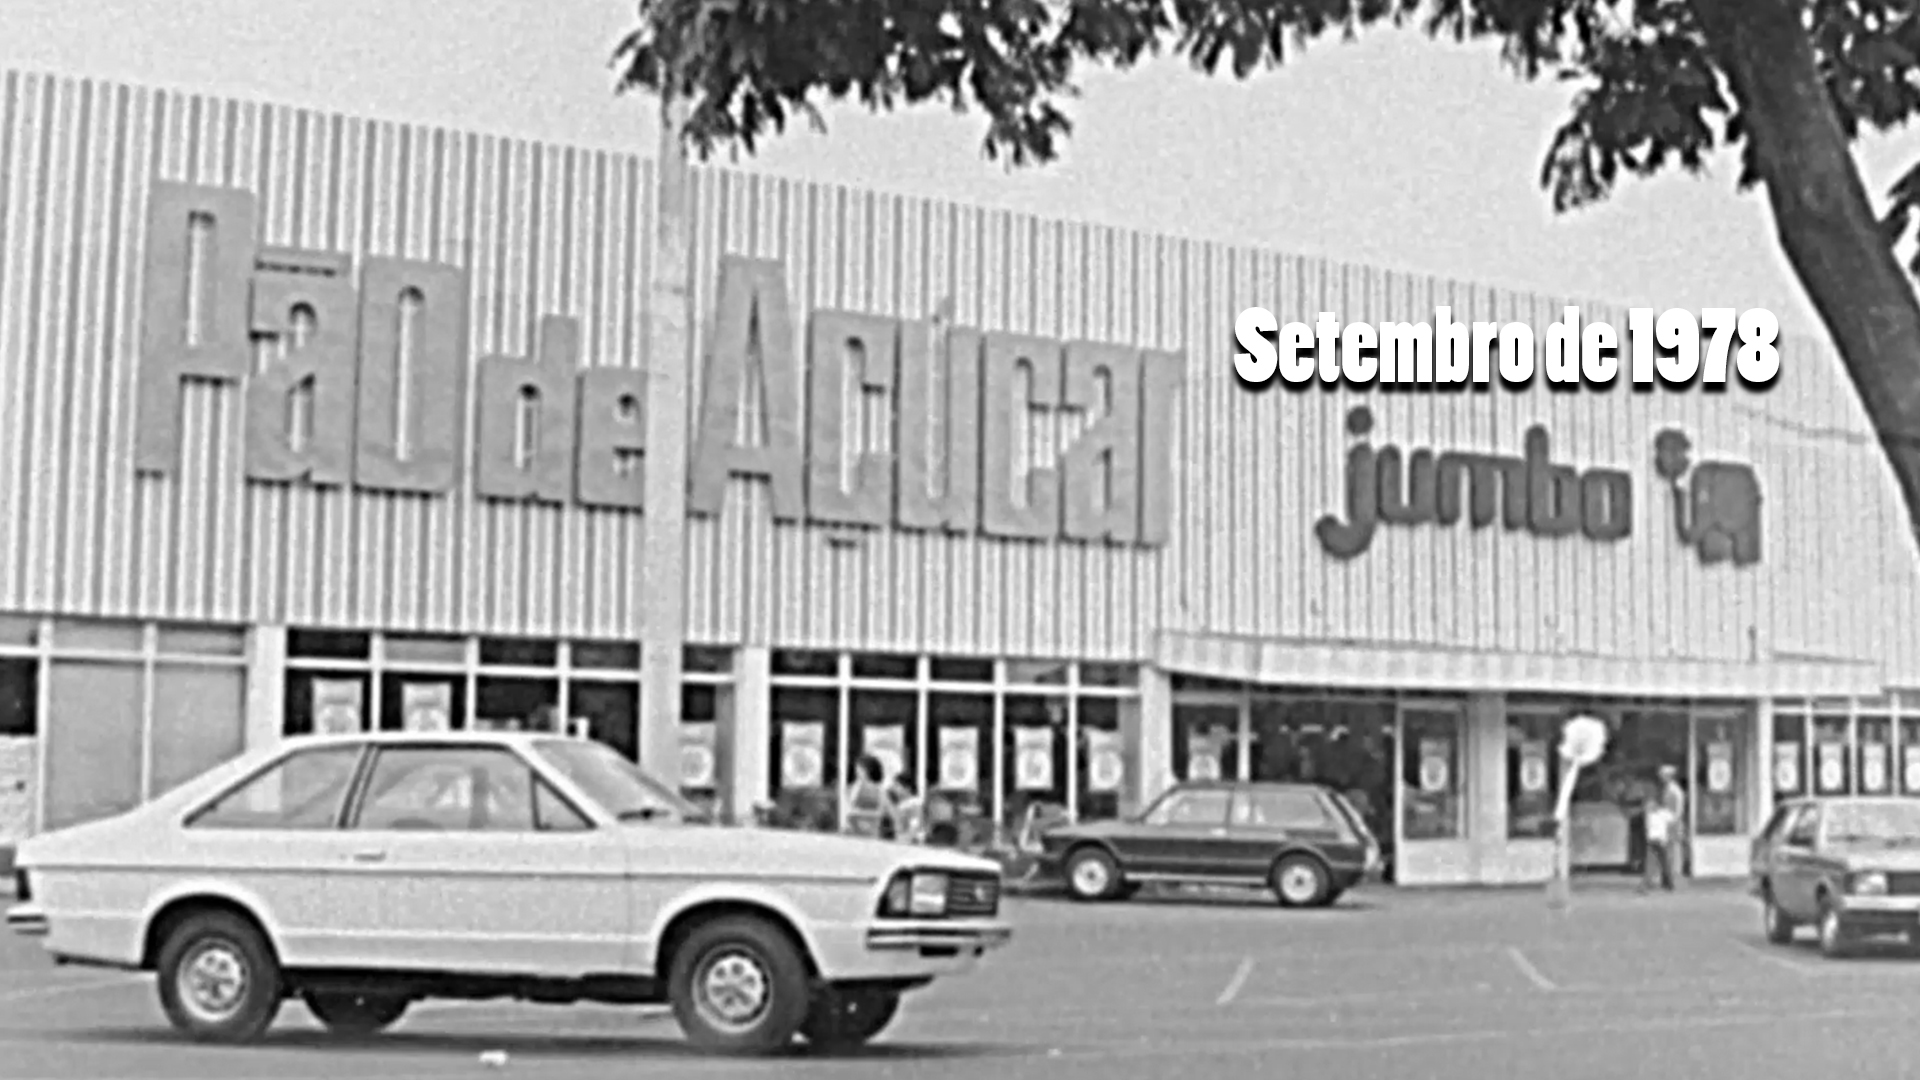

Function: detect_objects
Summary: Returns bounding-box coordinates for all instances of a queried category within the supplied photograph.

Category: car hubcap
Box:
[1072,859,1109,895]
[1281,865,1319,901]
[179,941,249,1022]
[694,950,771,1032]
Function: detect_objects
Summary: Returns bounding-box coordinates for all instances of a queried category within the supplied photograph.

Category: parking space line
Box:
[1504,946,1557,991]
[1734,941,1817,976]
[1215,957,1255,1005]
[0,976,132,1004]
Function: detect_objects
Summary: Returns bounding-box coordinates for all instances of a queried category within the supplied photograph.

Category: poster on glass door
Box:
[311,679,363,734]
[1863,741,1890,793]
[1087,730,1124,792]
[1773,741,1802,793]
[1014,727,1054,791]
[680,722,717,790]
[1187,730,1222,781]
[1905,743,1920,794]
[1518,742,1549,794]
[863,725,907,783]
[780,722,826,789]
[402,682,452,732]
[938,727,980,791]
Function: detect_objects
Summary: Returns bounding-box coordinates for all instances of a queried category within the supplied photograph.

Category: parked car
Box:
[1036,780,1380,907]
[4,732,1012,1054]
[1750,796,1920,958]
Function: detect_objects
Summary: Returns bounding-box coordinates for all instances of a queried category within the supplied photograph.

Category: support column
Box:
[245,625,287,751]
[1465,692,1507,882]
[1122,666,1174,816]
[637,99,695,781]
[1754,698,1775,832]
[724,646,771,822]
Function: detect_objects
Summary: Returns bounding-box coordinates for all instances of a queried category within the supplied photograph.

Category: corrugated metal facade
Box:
[4,69,1918,681]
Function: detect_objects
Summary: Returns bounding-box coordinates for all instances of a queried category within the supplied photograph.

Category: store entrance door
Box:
[1248,695,1396,870]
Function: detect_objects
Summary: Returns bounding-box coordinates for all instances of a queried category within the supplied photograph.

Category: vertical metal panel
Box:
[4,69,1920,680]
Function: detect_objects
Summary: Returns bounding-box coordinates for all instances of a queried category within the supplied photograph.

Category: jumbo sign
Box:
[134,182,1183,546]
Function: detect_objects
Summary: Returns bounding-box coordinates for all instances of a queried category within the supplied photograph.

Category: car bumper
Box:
[812,919,1013,981]
[1832,894,1920,934]
[5,901,48,938]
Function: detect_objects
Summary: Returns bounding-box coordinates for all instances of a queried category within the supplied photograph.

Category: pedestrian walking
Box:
[1639,764,1688,892]
[845,754,894,839]
[1658,763,1689,879]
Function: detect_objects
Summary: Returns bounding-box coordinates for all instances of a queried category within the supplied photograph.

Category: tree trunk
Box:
[1687,0,1920,532]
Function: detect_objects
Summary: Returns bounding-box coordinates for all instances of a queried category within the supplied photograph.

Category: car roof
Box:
[278,730,558,749]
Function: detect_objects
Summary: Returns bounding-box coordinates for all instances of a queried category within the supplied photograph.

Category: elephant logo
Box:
[1652,429,1762,567]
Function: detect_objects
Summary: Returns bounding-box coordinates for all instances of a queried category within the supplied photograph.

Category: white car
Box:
[4,731,1012,1055]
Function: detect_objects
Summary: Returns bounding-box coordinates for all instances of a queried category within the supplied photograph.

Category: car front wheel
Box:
[154,910,284,1043]
[304,990,410,1034]
[799,988,900,1052]
[1762,892,1796,945]
[1272,854,1332,908]
[669,915,812,1055]
[1817,902,1852,959]
[1064,847,1122,902]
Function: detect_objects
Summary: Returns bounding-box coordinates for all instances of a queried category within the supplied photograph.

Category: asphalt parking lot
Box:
[5,881,1920,1080]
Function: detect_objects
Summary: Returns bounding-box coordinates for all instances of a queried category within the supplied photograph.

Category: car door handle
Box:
[350,850,389,864]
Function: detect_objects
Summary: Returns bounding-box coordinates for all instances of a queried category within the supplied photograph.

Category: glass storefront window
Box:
[1506,712,1560,839]
[1902,715,1920,796]
[1003,695,1067,830]
[929,658,993,684]
[850,653,916,681]
[479,637,558,668]
[1858,714,1894,796]
[1076,697,1123,821]
[473,675,555,732]
[1693,710,1751,836]
[1005,660,1069,688]
[1772,708,1807,798]
[769,687,838,828]
[572,640,641,671]
[283,670,369,735]
[1173,702,1240,782]
[850,688,917,790]
[288,630,370,661]
[1079,664,1138,688]
[1813,712,1851,795]
[926,693,992,845]
[572,680,639,759]
[1401,707,1463,841]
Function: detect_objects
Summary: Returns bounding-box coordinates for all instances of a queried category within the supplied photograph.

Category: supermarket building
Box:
[0,69,1917,885]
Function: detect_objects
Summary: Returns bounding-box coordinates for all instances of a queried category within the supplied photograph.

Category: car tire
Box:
[1271,854,1332,909]
[799,987,900,1052]
[668,915,812,1055]
[1064,847,1122,902]
[1817,901,1852,960]
[1762,890,1796,946]
[303,990,411,1035]
[154,910,284,1043]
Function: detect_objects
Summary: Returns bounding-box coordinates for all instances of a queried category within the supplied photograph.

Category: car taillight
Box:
[11,869,28,903]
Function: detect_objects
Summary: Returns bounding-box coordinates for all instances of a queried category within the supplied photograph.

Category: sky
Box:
[4,0,1919,341]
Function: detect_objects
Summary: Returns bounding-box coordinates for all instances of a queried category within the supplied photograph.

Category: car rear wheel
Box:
[1762,891,1796,945]
[154,910,283,1043]
[1271,854,1332,908]
[1064,847,1122,902]
[668,915,811,1055]
[1817,901,1852,959]
[304,990,411,1035]
[799,988,900,1052]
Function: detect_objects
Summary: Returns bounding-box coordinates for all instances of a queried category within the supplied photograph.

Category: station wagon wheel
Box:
[668,915,811,1055]
[304,990,411,1035]
[1271,854,1332,909]
[1762,887,1796,945]
[799,987,901,1052]
[154,910,283,1043]
[1064,847,1122,902]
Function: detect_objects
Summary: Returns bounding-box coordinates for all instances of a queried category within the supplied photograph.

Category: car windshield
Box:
[1824,802,1920,844]
[532,739,704,824]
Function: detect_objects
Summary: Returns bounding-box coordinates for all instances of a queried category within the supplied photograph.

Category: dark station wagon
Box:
[1036,781,1381,907]
[1751,796,1920,958]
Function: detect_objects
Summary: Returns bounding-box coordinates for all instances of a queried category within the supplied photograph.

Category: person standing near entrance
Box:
[1640,790,1676,892]
[1658,763,1688,880]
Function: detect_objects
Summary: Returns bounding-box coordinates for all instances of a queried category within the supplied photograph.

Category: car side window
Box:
[188,745,364,830]
[1145,789,1229,826]
[1236,789,1333,830]
[533,779,593,832]
[351,747,552,832]
[1785,806,1818,846]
